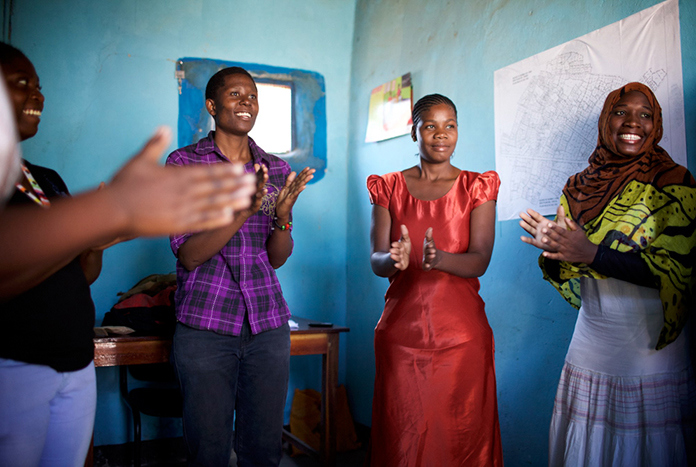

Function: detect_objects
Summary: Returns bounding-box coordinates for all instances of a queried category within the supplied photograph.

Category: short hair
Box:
[205,66,255,101]
[0,41,28,67]
[412,94,458,129]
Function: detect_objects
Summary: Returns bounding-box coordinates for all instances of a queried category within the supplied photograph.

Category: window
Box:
[176,58,326,182]
[249,81,293,154]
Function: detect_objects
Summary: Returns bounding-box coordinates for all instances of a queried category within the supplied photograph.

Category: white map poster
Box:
[494,0,685,221]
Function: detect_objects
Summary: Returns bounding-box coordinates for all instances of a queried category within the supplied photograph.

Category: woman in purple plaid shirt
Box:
[166,67,314,467]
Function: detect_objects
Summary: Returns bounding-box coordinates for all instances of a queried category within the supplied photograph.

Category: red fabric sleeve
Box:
[366,174,393,209]
[470,170,500,209]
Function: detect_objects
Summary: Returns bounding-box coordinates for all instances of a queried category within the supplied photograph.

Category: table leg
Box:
[321,334,339,466]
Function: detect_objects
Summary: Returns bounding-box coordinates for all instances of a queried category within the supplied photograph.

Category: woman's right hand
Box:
[422,227,440,271]
[238,163,268,220]
[108,126,256,236]
[390,224,412,271]
[520,205,597,263]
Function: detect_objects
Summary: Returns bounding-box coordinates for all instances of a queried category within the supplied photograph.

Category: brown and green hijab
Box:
[540,82,696,350]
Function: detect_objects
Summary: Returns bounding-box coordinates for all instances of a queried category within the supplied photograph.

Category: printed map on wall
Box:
[494,0,684,221]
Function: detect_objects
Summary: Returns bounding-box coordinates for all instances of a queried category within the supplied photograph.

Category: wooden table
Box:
[89,317,348,466]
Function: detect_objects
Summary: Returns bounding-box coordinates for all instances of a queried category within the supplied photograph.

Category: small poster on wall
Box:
[365,73,413,143]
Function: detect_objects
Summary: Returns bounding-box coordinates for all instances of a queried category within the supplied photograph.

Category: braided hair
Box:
[411,94,457,141]
[205,66,255,101]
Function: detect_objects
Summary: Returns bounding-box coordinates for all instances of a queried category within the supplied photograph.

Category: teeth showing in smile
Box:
[236,112,251,118]
[24,109,41,117]
[619,134,641,142]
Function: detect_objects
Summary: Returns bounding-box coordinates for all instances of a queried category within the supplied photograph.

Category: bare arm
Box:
[0,178,109,295]
[0,244,103,295]
[422,200,496,278]
[0,246,82,297]
[370,205,411,277]
[0,127,256,298]
[0,190,135,297]
[266,218,293,269]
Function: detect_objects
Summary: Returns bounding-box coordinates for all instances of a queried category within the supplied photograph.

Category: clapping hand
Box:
[275,167,315,221]
[519,205,597,263]
[108,127,256,236]
[422,227,440,271]
[390,224,412,271]
[238,163,268,219]
[519,208,556,252]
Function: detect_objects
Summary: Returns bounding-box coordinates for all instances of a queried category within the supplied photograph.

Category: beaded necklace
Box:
[15,163,50,207]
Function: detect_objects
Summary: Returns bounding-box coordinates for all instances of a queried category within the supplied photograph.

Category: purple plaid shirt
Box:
[167,131,292,335]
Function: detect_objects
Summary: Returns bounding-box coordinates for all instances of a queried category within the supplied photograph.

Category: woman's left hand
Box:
[422,227,441,271]
[275,167,316,221]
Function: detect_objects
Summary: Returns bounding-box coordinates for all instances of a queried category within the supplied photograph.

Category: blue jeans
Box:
[0,359,96,467]
[172,320,291,467]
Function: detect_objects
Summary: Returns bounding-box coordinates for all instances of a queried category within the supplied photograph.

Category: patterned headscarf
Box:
[541,82,696,349]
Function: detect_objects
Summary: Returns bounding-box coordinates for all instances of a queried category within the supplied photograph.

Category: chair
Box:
[119,363,184,466]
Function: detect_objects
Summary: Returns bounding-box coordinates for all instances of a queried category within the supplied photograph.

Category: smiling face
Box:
[2,54,44,141]
[206,73,258,137]
[607,90,654,158]
[412,103,458,163]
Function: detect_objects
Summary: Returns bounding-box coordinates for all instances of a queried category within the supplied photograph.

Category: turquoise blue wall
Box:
[6,0,696,463]
[346,0,696,465]
[6,0,356,446]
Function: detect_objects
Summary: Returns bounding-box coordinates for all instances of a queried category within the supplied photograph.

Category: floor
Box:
[93,432,368,467]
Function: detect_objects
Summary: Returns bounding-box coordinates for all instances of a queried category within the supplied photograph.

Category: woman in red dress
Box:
[367,94,503,466]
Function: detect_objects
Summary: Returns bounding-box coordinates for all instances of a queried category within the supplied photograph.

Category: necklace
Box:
[15,163,50,207]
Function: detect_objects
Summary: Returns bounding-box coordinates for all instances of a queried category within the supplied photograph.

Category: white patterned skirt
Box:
[549,278,696,467]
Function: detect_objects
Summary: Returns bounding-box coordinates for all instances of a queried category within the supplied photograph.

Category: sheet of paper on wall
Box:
[493,0,684,221]
[365,73,413,143]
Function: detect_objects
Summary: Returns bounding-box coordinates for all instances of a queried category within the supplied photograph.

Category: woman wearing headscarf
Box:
[520,82,696,466]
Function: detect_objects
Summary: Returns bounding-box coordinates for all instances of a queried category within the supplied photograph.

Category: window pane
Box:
[249,82,293,154]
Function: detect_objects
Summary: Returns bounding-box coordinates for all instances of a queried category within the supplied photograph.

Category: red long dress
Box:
[367,170,503,467]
